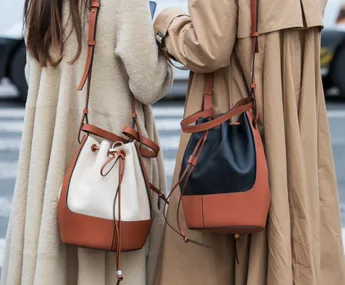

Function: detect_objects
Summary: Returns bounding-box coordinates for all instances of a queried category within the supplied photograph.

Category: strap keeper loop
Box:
[188,156,197,167]
[251,32,259,37]
[251,83,256,89]
[131,113,137,118]
[91,1,100,8]
[88,40,96,46]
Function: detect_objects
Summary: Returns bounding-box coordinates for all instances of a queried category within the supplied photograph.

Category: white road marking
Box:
[0,138,21,152]
[0,162,18,180]
[159,136,180,150]
[164,159,176,177]
[327,110,345,119]
[0,198,12,218]
[155,119,181,131]
[152,107,184,117]
[0,121,23,133]
[0,108,25,119]
[0,238,5,268]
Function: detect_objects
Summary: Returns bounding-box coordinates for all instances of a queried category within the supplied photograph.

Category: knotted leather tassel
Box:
[233,234,240,265]
[163,132,211,248]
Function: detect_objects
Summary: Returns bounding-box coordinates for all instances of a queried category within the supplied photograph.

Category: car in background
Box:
[0,0,27,102]
[0,0,189,102]
[2,0,345,101]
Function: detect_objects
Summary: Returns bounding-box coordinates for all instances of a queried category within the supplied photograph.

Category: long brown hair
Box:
[24,0,89,67]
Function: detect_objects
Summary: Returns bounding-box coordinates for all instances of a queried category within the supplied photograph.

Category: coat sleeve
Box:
[153,0,238,73]
[115,0,173,106]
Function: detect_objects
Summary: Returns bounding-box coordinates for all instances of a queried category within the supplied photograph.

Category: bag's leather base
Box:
[188,226,264,234]
[182,193,268,234]
[58,135,152,252]
[58,211,152,251]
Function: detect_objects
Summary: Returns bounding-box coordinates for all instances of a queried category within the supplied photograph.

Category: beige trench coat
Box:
[1,0,172,285]
[153,0,345,284]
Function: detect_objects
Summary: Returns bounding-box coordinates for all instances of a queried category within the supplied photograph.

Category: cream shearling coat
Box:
[1,0,173,284]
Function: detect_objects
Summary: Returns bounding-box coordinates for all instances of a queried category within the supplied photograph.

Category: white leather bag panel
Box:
[66,136,150,221]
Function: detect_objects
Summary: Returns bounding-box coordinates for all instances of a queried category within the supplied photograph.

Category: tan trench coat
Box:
[1,1,172,284]
[153,0,345,284]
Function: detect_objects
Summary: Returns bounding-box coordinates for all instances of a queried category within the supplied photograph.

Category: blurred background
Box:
[0,0,345,275]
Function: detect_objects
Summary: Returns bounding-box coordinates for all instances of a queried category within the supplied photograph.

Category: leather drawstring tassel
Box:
[163,132,211,248]
[108,151,126,285]
[233,234,240,265]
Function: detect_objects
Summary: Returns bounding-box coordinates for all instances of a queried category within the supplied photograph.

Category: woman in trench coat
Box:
[153,0,345,284]
[1,0,172,284]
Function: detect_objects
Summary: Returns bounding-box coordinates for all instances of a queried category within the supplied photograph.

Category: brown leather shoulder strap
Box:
[196,0,259,128]
[82,124,128,143]
[181,98,254,133]
[77,0,101,91]
[76,0,158,156]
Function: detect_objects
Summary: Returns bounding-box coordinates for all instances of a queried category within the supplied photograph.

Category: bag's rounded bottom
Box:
[187,226,264,234]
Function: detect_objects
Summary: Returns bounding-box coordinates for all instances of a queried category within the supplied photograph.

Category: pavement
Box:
[0,81,344,275]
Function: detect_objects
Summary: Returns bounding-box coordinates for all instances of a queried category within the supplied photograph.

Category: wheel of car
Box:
[9,44,28,103]
[330,44,345,97]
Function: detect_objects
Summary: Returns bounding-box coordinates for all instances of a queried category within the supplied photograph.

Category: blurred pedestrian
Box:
[1,0,172,285]
[153,0,345,284]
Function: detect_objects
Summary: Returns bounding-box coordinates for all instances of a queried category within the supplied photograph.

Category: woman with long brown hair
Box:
[1,0,172,284]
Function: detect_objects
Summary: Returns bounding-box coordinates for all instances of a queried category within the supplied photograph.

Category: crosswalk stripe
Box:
[159,136,180,150]
[0,107,184,120]
[0,158,177,180]
[0,162,18,180]
[0,238,5,267]
[0,198,11,218]
[328,110,345,118]
[0,137,179,152]
[155,119,181,131]
[0,109,25,119]
[0,119,182,134]
[0,121,23,133]
[0,138,21,152]
[164,159,176,177]
[152,107,184,117]
[0,107,344,121]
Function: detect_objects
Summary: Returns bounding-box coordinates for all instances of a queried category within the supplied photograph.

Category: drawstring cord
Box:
[114,155,125,284]
[163,131,211,248]
[100,149,126,284]
[233,234,240,265]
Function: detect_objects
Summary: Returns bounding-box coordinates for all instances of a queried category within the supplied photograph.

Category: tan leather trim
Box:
[82,124,127,143]
[181,98,254,133]
[77,0,100,90]
[122,126,160,158]
[57,135,152,251]
[181,195,204,229]
[82,123,160,158]
[182,111,271,234]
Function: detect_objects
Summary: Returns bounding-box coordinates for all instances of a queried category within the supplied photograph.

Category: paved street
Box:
[0,82,345,274]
